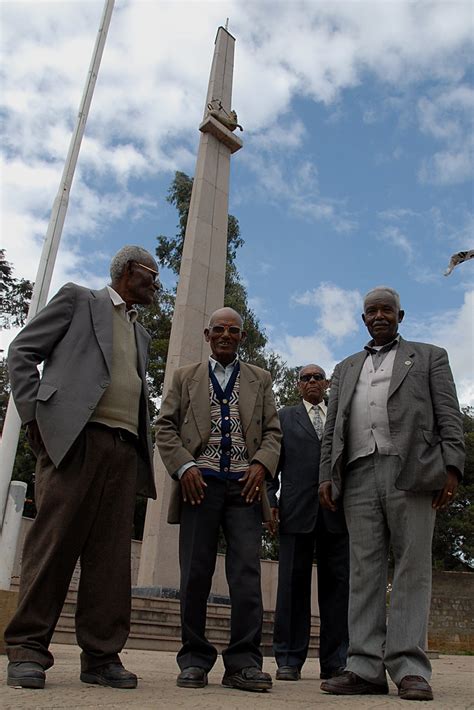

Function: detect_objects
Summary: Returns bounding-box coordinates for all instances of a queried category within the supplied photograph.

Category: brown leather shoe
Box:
[398,675,433,701]
[321,670,389,695]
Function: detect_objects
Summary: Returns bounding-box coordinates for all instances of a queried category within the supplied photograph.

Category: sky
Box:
[1,0,473,405]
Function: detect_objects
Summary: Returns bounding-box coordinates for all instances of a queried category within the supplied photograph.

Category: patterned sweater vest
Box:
[195,363,249,479]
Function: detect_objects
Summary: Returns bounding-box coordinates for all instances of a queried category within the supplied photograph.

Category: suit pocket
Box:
[422,429,441,446]
[36,383,58,401]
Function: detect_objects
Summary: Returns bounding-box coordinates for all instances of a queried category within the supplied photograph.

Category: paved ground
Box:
[1,644,473,709]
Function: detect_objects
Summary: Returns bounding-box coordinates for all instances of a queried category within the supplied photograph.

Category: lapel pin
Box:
[405,360,412,366]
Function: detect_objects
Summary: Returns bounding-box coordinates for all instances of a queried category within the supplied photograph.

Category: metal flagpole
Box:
[0,0,115,587]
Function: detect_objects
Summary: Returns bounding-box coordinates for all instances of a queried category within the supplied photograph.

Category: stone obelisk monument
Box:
[137,27,242,590]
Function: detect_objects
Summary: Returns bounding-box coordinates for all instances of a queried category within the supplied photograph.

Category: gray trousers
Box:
[343,452,436,685]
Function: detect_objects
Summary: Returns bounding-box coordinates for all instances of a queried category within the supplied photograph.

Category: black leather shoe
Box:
[398,675,433,701]
[80,662,137,689]
[222,666,272,692]
[276,665,301,681]
[320,666,346,679]
[176,666,208,688]
[7,661,45,689]
[321,670,389,695]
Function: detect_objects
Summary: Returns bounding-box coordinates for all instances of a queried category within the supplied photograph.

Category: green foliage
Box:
[0,249,33,329]
[432,407,474,571]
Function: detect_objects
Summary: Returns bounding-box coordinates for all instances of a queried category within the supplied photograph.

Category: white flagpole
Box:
[0,0,115,562]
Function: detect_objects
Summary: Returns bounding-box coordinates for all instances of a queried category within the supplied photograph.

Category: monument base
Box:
[0,589,17,654]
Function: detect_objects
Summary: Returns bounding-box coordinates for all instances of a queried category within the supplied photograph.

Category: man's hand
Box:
[265,507,279,536]
[432,468,459,510]
[26,420,43,457]
[239,462,266,503]
[180,466,207,505]
[319,481,337,512]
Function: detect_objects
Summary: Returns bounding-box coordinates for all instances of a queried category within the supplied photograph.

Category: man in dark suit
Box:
[267,364,349,682]
[319,286,465,701]
[5,245,158,690]
[156,307,281,692]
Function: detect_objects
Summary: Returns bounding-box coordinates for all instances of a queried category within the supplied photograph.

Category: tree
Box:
[432,407,474,571]
[0,249,33,330]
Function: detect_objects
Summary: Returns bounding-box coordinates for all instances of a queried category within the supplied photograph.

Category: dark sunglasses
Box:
[299,373,325,382]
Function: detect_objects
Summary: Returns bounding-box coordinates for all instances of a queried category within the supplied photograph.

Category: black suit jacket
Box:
[267,402,346,535]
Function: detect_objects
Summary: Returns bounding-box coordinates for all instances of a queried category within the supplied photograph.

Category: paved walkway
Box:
[1,644,473,709]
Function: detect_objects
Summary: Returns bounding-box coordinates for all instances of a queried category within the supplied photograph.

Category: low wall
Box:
[11,518,473,652]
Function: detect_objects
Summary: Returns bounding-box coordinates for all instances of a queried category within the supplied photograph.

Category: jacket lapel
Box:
[239,363,259,434]
[90,287,113,374]
[340,351,367,413]
[188,363,212,442]
[296,402,318,439]
[388,337,415,399]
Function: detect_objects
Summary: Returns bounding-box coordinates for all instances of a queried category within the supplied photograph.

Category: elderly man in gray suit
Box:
[5,245,159,690]
[319,286,465,702]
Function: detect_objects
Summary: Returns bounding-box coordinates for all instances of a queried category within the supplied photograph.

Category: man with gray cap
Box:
[5,246,159,690]
[319,286,464,702]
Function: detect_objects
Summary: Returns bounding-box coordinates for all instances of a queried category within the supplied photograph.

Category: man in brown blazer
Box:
[156,307,281,693]
[319,286,465,702]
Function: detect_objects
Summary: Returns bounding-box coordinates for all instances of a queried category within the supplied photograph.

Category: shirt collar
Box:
[107,286,138,323]
[364,333,400,354]
[303,398,326,415]
[209,355,239,372]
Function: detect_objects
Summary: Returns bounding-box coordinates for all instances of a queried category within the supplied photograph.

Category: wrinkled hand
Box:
[180,466,207,505]
[239,462,266,503]
[26,420,43,457]
[432,468,459,510]
[265,507,279,536]
[319,481,337,512]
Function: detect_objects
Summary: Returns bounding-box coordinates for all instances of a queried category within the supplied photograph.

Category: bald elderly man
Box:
[319,286,465,702]
[156,307,281,693]
[5,246,159,690]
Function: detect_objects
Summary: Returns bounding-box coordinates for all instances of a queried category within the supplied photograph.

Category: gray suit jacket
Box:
[319,337,465,498]
[7,282,156,498]
[156,360,282,523]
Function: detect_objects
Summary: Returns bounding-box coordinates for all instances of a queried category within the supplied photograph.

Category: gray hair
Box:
[110,245,157,282]
[363,286,401,310]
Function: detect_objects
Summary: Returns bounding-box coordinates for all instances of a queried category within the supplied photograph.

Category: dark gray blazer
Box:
[319,336,465,499]
[7,282,156,499]
[267,402,346,535]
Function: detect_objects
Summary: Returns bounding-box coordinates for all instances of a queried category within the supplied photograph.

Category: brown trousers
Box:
[5,424,138,671]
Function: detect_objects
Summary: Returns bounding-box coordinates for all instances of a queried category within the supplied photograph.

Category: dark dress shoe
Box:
[7,661,45,689]
[320,666,346,680]
[276,665,301,681]
[222,666,272,692]
[176,666,208,688]
[398,675,433,701]
[321,670,389,695]
[80,662,137,688]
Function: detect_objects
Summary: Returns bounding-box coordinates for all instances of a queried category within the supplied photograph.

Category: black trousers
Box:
[5,425,138,671]
[273,513,349,673]
[178,478,263,673]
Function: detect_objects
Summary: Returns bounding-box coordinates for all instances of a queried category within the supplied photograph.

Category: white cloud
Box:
[378,226,415,263]
[293,283,362,339]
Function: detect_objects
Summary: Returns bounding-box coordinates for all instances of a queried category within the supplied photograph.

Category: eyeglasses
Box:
[134,262,159,283]
[209,325,241,335]
[299,373,326,382]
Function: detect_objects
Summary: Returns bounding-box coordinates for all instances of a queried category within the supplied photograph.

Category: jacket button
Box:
[88,404,95,410]
[101,381,109,388]
[186,438,191,443]
[254,438,258,443]
[256,419,261,424]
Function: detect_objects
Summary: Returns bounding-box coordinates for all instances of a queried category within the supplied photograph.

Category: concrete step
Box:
[38,590,321,656]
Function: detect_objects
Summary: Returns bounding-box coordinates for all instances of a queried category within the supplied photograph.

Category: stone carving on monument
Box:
[207,98,243,132]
